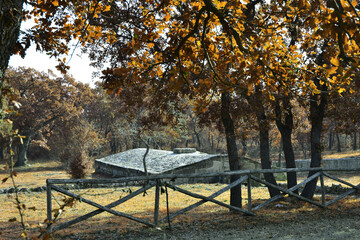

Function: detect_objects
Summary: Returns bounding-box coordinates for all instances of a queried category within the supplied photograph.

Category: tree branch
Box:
[203,0,248,53]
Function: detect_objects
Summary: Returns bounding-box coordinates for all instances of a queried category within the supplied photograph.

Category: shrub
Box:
[60,148,93,179]
[68,150,93,179]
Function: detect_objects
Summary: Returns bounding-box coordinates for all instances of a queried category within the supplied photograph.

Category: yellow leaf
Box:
[330,57,339,67]
[330,76,337,83]
[52,0,59,7]
[327,66,337,75]
[21,231,28,238]
[218,1,227,8]
[338,87,346,94]
[103,5,111,12]
[191,2,202,10]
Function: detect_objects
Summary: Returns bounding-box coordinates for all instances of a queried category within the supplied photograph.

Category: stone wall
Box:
[164,155,229,184]
[94,155,262,184]
[94,155,229,183]
[94,161,145,178]
[293,157,360,169]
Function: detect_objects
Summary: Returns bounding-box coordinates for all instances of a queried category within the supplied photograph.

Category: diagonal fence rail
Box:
[46,167,360,233]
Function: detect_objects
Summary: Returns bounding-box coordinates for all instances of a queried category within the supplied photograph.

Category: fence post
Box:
[154,179,160,226]
[165,185,172,230]
[320,171,326,206]
[46,180,52,226]
[247,174,252,212]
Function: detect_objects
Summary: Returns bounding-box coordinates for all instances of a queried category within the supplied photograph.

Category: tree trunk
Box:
[336,133,341,152]
[0,0,24,109]
[278,136,283,167]
[274,98,298,192]
[0,146,4,161]
[193,127,201,149]
[110,134,118,153]
[14,116,60,167]
[132,140,138,149]
[328,131,333,150]
[282,130,298,192]
[246,89,280,198]
[142,139,150,177]
[353,132,357,150]
[14,135,31,167]
[301,87,327,199]
[117,141,122,152]
[302,145,307,160]
[241,139,247,157]
[258,113,281,197]
[210,134,215,152]
[221,92,242,208]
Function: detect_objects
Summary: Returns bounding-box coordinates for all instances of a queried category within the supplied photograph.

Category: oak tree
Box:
[3,0,359,202]
[5,67,92,166]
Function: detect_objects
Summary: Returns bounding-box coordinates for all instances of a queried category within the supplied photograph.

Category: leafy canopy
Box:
[17,0,360,115]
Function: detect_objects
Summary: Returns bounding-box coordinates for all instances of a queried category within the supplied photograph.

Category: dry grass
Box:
[0,157,360,239]
[1,184,359,239]
[0,161,67,189]
[323,150,360,159]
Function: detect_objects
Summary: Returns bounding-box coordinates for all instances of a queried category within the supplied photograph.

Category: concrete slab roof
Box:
[95,148,224,174]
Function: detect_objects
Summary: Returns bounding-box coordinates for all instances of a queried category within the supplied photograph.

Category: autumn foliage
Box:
[2,0,360,200]
[68,150,93,179]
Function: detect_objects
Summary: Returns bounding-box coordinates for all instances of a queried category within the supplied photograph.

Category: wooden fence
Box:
[46,167,360,232]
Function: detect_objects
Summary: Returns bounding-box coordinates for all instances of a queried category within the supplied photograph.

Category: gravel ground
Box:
[52,199,360,240]
[156,217,360,240]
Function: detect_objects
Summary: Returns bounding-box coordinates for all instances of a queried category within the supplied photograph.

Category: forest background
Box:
[0,0,360,210]
[2,66,360,172]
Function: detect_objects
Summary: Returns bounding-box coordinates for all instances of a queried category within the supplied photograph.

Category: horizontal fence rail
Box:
[46,167,360,233]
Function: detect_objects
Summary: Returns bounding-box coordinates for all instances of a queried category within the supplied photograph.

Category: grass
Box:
[1,187,359,239]
[0,160,67,189]
[323,150,360,159]
[0,154,360,239]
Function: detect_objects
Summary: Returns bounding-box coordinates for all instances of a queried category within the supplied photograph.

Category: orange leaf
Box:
[42,233,51,240]
[330,57,339,67]
[1,177,8,184]
[103,5,111,12]
[52,0,59,7]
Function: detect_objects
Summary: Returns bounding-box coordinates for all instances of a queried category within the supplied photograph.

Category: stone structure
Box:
[293,157,360,170]
[94,148,261,184]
